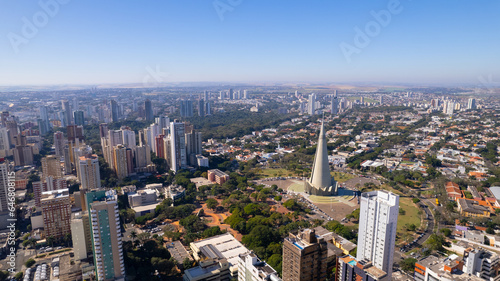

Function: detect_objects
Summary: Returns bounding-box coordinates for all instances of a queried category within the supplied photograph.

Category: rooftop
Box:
[191,233,249,267]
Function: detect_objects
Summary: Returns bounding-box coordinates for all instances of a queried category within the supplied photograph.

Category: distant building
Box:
[74,110,85,126]
[54,131,65,156]
[128,189,158,208]
[415,254,485,281]
[282,228,328,281]
[208,169,229,185]
[169,121,187,172]
[145,99,154,121]
[181,100,194,117]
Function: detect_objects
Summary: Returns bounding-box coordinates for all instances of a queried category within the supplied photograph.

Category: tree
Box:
[14,272,23,280]
[0,271,9,281]
[46,236,55,247]
[206,198,218,210]
[400,258,417,272]
[426,234,447,251]
[412,198,420,203]
[25,258,36,268]
[183,257,194,270]
[129,230,137,244]
[440,228,452,237]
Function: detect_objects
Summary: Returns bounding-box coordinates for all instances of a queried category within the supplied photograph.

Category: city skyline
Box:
[1,1,499,87]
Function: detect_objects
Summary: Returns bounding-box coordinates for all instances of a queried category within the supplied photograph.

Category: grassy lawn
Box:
[331,171,356,183]
[397,197,422,233]
[256,168,298,178]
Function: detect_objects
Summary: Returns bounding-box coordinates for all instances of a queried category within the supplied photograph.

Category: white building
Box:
[237,252,281,281]
[169,121,187,172]
[78,155,101,191]
[308,93,316,115]
[71,212,90,261]
[357,190,399,278]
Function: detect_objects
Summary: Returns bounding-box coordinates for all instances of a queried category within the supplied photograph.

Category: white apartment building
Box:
[357,190,399,278]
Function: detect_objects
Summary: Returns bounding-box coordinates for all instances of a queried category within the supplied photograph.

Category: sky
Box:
[0,0,499,86]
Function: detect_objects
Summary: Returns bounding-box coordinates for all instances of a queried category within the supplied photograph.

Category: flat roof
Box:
[192,233,249,267]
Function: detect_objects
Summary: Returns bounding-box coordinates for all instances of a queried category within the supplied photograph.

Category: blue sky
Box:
[0,0,499,86]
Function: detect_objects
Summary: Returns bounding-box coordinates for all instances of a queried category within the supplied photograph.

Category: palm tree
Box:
[129,230,137,245]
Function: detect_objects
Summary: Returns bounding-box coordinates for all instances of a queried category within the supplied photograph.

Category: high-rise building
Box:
[205,102,211,116]
[0,161,12,215]
[155,116,170,131]
[305,121,336,196]
[38,106,51,134]
[204,90,209,101]
[121,127,136,150]
[180,100,194,117]
[0,127,9,151]
[99,123,109,139]
[243,90,248,99]
[198,99,205,117]
[67,125,84,142]
[357,191,399,278]
[145,99,154,121]
[78,155,101,191]
[86,191,125,280]
[13,135,33,166]
[169,121,187,172]
[54,131,65,156]
[113,145,129,180]
[33,177,67,207]
[110,100,119,122]
[238,252,281,281]
[41,188,71,239]
[61,100,72,126]
[41,155,63,179]
[71,212,92,261]
[229,88,234,100]
[74,110,85,126]
[467,98,477,110]
[282,228,328,281]
[185,128,202,166]
[379,95,385,105]
[331,91,339,115]
[155,135,165,158]
[308,93,317,115]
[134,143,150,165]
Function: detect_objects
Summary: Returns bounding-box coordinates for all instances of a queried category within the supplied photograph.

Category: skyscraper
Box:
[185,127,202,166]
[357,191,399,278]
[74,110,85,126]
[203,90,209,101]
[205,102,211,116]
[282,228,328,281]
[54,131,65,156]
[61,100,72,126]
[305,121,336,196]
[155,116,170,132]
[71,212,92,261]
[110,100,119,122]
[331,91,339,115]
[198,99,205,117]
[78,155,101,190]
[0,127,9,151]
[467,98,477,110]
[169,121,187,172]
[243,89,248,99]
[308,93,317,115]
[39,106,50,134]
[0,161,11,214]
[145,99,154,121]
[86,191,125,280]
[113,145,129,179]
[180,100,194,117]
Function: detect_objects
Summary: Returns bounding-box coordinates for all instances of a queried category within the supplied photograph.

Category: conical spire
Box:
[309,119,332,191]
